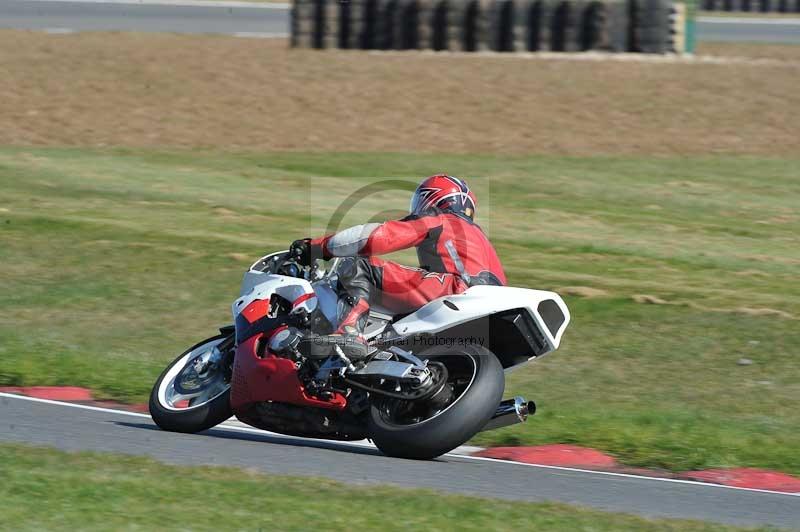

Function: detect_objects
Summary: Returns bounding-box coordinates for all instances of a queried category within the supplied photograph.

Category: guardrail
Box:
[291,0,691,53]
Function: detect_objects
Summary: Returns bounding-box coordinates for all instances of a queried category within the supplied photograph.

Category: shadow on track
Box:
[113,421,384,457]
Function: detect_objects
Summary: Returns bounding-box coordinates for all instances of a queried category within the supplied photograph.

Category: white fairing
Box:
[232,271,318,319]
[391,285,571,353]
[232,253,570,371]
[311,280,341,328]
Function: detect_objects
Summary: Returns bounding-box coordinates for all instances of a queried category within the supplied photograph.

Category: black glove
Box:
[289,238,323,266]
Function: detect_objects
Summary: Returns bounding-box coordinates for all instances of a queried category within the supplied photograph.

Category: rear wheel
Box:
[149,334,234,433]
[367,344,504,460]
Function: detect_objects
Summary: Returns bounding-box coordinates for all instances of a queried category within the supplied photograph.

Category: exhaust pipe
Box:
[480,396,536,432]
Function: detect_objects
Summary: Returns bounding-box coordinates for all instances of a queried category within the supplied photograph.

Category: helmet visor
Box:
[410,190,425,215]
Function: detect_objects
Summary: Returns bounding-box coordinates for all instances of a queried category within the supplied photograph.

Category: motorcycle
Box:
[149,251,570,459]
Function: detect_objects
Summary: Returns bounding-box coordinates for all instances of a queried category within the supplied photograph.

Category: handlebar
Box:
[273,252,319,281]
[250,250,326,281]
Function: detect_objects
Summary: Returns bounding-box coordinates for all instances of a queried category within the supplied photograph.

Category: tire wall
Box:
[291,0,688,53]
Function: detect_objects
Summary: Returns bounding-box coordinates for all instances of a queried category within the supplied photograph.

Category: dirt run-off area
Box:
[1,30,799,156]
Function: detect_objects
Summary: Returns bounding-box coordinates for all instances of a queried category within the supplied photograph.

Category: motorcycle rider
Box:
[290,174,506,360]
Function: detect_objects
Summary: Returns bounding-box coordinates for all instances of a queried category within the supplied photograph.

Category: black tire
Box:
[149,334,233,434]
[367,344,504,460]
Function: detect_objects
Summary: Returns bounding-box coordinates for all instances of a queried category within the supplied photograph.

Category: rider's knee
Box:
[337,257,377,301]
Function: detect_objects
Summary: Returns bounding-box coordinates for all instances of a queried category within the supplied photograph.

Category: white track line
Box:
[2,392,799,498]
[697,16,800,25]
[463,455,800,497]
[21,0,290,9]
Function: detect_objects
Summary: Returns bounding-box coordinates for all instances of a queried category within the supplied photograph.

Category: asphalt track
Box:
[0,0,291,37]
[2,394,799,528]
[696,16,800,44]
[1,0,799,43]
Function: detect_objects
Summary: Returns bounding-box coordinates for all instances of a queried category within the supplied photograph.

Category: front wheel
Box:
[367,344,504,460]
[149,334,234,433]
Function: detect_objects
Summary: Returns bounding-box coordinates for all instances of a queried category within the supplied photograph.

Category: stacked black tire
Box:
[629,0,669,53]
[292,0,677,53]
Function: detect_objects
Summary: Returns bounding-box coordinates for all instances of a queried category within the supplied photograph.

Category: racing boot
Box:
[326,297,371,361]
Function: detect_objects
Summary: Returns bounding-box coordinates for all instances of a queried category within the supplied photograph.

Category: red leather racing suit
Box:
[311,212,506,316]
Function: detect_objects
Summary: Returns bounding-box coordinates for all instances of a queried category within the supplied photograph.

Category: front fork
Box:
[216,326,236,379]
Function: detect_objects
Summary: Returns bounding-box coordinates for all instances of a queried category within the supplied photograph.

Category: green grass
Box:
[1,147,798,475]
[0,444,765,531]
